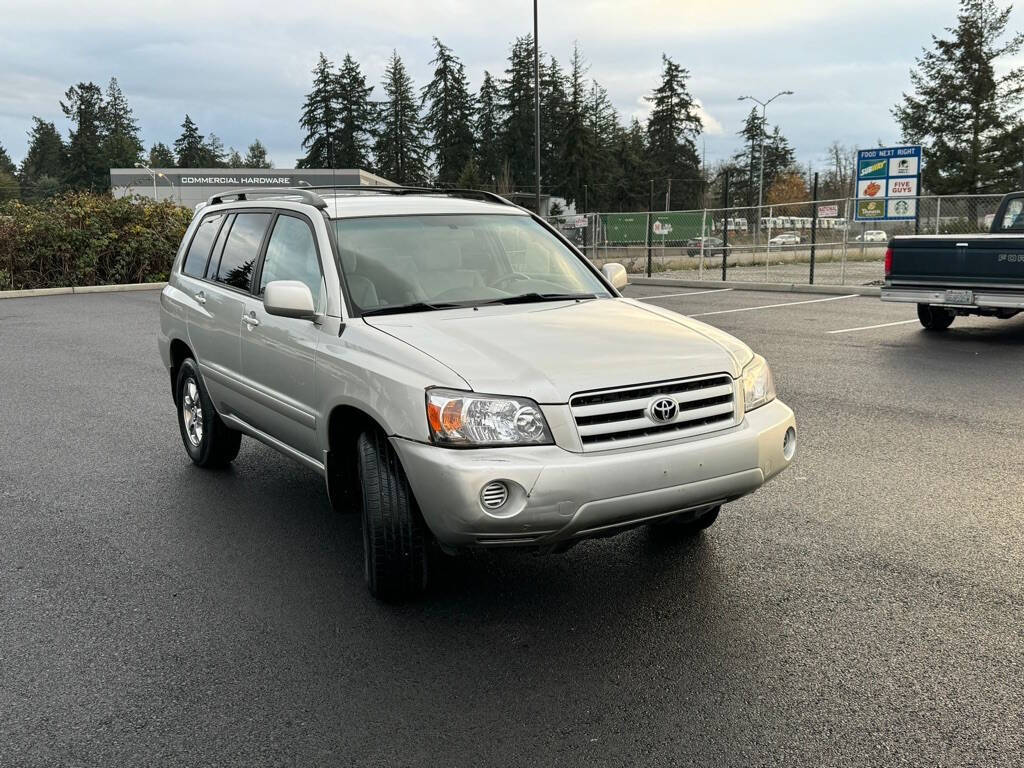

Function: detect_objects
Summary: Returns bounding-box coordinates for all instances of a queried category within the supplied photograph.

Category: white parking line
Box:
[688,294,860,317]
[636,288,734,300]
[826,319,919,334]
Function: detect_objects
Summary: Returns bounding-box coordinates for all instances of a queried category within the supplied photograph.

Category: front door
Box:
[239,213,326,459]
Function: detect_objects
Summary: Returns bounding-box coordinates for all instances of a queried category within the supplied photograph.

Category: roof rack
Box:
[207,187,328,209]
[301,185,519,209]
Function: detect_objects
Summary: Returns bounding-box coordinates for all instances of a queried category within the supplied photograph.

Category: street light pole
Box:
[135,162,157,199]
[536,0,544,217]
[737,90,793,247]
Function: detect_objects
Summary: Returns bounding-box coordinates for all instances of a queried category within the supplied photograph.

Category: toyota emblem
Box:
[648,397,678,423]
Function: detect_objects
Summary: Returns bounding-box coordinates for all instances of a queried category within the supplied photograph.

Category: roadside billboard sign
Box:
[817,204,839,218]
[854,145,922,221]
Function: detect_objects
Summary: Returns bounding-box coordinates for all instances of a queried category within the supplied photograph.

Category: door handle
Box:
[243,312,260,329]
[194,290,206,305]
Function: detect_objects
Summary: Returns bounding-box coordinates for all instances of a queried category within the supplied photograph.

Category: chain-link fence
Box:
[549,194,1009,287]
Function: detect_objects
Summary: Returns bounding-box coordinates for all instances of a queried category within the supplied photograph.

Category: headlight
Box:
[426,389,553,447]
[741,354,776,412]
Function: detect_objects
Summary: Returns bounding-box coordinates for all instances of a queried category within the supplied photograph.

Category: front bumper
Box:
[392,398,796,549]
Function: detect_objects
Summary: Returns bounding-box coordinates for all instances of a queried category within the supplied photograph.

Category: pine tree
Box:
[333,54,376,170]
[101,77,143,169]
[202,133,227,166]
[762,126,796,188]
[612,118,651,211]
[539,55,568,196]
[500,35,538,188]
[20,118,66,183]
[894,0,1024,193]
[474,71,503,186]
[560,44,597,209]
[421,38,476,184]
[297,53,340,169]
[243,140,273,168]
[586,80,621,209]
[61,82,107,189]
[174,115,206,167]
[0,143,15,175]
[226,148,244,167]
[148,142,176,167]
[456,156,482,188]
[733,108,764,207]
[644,55,703,208]
[373,51,428,184]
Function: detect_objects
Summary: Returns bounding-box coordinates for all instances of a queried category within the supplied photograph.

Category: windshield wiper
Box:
[360,300,468,316]
[479,292,598,306]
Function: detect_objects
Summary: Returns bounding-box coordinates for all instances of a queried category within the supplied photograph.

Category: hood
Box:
[363,297,747,403]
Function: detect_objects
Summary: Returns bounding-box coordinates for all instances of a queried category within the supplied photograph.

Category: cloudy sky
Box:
[0,0,1007,172]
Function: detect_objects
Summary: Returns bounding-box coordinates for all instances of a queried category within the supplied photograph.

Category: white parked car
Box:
[768,233,801,246]
[859,230,888,243]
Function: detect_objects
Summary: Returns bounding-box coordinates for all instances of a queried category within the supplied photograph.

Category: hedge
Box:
[0,192,193,290]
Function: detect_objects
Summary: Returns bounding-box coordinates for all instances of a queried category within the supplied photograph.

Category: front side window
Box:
[1001,199,1024,231]
[332,214,610,313]
[259,215,324,308]
[181,213,224,278]
[212,212,271,291]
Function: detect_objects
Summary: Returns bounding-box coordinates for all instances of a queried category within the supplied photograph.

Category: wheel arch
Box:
[168,337,194,399]
[324,402,390,514]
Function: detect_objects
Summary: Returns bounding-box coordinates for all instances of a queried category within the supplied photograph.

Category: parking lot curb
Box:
[629,277,881,297]
[0,282,166,300]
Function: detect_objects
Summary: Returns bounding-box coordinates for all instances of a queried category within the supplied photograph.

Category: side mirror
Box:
[264,280,316,319]
[602,262,629,290]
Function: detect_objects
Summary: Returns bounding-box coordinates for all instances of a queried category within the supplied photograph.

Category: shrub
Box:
[0,191,193,290]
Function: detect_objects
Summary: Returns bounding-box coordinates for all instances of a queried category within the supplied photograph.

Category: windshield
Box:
[333,214,611,313]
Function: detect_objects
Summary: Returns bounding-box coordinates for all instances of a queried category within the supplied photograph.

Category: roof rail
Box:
[207,187,328,209]
[301,185,519,209]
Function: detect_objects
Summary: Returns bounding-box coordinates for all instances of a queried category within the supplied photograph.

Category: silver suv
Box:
[158,187,797,600]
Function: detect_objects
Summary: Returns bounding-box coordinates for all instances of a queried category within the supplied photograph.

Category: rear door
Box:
[238,212,327,459]
[186,210,272,415]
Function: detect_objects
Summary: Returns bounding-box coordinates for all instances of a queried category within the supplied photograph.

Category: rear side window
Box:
[1001,199,1024,231]
[212,213,272,291]
[181,214,224,278]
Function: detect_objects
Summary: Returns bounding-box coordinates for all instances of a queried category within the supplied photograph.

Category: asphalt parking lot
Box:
[2,287,1022,766]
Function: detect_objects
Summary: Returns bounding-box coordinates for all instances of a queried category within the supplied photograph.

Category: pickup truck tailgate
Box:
[889,234,1024,286]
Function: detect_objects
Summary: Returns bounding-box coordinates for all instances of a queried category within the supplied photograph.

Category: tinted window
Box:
[259,215,323,307]
[213,213,271,291]
[181,214,224,278]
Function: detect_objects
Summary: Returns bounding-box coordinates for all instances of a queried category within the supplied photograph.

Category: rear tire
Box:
[175,358,241,468]
[917,303,955,331]
[649,505,721,539]
[357,429,428,601]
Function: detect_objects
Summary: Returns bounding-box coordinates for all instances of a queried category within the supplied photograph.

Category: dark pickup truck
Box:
[882,191,1024,330]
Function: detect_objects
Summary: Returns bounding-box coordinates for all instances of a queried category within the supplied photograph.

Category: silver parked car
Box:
[158,187,797,600]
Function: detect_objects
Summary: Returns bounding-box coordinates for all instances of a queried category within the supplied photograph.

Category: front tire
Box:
[357,430,428,601]
[175,358,241,468]
[917,303,955,331]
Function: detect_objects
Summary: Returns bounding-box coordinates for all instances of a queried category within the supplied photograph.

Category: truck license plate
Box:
[944,289,973,305]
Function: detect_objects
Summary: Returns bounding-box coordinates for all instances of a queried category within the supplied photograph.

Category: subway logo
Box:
[859,159,887,179]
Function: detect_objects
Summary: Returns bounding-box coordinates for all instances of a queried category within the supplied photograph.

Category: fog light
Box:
[480,481,509,510]
[782,427,797,461]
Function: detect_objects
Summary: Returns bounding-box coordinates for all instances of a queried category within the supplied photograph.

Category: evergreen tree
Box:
[226,148,244,167]
[243,139,273,168]
[456,156,483,188]
[333,54,376,170]
[762,126,796,187]
[539,55,568,195]
[586,80,621,209]
[100,77,143,169]
[0,143,15,175]
[61,82,107,189]
[20,118,66,183]
[500,35,538,188]
[173,115,206,167]
[559,44,597,210]
[612,118,651,211]
[373,51,428,184]
[202,133,227,166]
[421,38,476,184]
[894,0,1023,193]
[148,142,176,167]
[644,55,703,208]
[297,53,340,169]
[474,71,503,186]
[732,108,764,207]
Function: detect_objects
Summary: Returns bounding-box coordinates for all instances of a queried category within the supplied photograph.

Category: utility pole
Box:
[533,0,541,216]
[665,179,672,211]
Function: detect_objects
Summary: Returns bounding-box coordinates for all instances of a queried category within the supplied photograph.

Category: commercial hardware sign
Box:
[854,145,922,222]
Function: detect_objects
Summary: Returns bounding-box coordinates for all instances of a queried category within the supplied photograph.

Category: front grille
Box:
[570,374,737,451]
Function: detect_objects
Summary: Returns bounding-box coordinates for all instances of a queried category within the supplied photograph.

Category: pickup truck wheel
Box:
[649,505,720,538]
[917,304,955,331]
[357,430,428,601]
[175,358,241,468]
